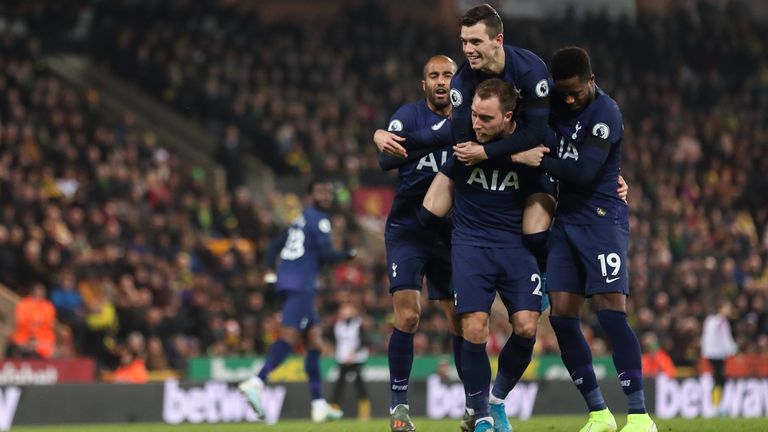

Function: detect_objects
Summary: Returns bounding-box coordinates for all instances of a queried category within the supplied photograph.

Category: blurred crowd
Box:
[1,0,767,379]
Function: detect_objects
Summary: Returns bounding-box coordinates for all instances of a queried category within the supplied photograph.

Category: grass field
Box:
[11,416,768,432]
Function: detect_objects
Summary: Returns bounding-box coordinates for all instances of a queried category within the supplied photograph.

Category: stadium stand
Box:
[0,0,766,379]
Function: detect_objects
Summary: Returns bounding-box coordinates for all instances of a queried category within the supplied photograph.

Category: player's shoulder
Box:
[504,44,547,70]
[393,99,423,116]
[451,62,477,91]
[586,87,623,140]
[388,99,423,132]
[453,61,473,79]
[591,87,622,121]
[305,206,330,220]
[304,207,332,233]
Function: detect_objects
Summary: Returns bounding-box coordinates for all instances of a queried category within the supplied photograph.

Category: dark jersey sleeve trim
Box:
[540,135,611,186]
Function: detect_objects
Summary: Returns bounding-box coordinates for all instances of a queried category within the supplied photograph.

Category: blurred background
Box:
[0,0,766,390]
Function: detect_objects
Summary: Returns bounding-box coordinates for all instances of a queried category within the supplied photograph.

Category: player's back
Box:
[385,99,451,239]
[549,86,627,225]
[276,206,331,291]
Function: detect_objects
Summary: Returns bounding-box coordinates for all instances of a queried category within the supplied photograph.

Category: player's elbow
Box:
[378,155,397,171]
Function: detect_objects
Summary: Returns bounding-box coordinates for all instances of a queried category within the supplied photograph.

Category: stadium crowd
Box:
[0,0,766,378]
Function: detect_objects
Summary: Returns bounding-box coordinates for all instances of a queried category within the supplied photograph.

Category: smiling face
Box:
[460,22,503,73]
[422,56,457,114]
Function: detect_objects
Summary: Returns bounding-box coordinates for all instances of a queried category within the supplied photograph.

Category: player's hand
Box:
[264,270,277,289]
[453,141,487,166]
[510,145,549,166]
[374,129,407,158]
[617,175,629,203]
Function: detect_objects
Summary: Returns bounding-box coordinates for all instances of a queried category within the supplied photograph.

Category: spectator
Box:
[7,283,56,359]
[331,303,371,420]
[640,332,676,378]
[701,300,738,412]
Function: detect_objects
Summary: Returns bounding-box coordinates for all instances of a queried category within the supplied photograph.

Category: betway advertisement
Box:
[0,377,766,428]
[427,375,538,420]
[656,375,768,418]
[0,359,95,385]
[162,380,285,425]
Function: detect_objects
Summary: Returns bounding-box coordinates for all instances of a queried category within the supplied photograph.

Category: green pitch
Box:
[11,416,768,432]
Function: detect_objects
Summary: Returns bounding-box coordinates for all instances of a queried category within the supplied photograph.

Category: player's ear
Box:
[504,110,514,122]
[421,80,427,93]
[495,33,503,46]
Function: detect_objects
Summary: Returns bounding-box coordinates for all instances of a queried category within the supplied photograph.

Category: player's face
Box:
[554,74,595,113]
[461,23,502,71]
[471,95,512,143]
[422,59,456,111]
[311,182,334,211]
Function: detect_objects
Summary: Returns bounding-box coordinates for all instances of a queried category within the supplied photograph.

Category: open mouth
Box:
[435,88,447,97]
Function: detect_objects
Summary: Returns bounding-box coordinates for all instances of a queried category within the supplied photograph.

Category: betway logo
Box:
[163,380,285,425]
[0,363,58,385]
[656,375,768,418]
[0,387,20,431]
[426,375,537,420]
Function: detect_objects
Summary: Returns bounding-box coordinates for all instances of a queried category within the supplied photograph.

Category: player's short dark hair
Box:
[307,177,332,194]
[550,46,593,82]
[461,4,503,38]
[475,78,517,113]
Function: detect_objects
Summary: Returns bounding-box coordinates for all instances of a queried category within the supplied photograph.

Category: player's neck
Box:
[427,100,451,116]
[507,121,517,136]
[481,47,505,76]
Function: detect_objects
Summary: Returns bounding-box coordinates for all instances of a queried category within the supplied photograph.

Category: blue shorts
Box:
[452,244,543,315]
[386,237,452,300]
[547,222,630,297]
[279,290,319,330]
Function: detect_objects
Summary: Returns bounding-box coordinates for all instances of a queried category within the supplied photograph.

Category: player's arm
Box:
[378,147,436,171]
[315,218,356,264]
[541,118,619,186]
[263,229,288,283]
[374,129,408,159]
[396,118,453,151]
[265,229,288,271]
[374,105,419,160]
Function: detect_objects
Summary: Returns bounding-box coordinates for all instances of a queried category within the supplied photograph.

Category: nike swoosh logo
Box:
[618,372,626,379]
[393,378,407,383]
[468,391,483,397]
[606,276,620,283]
[432,118,447,130]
